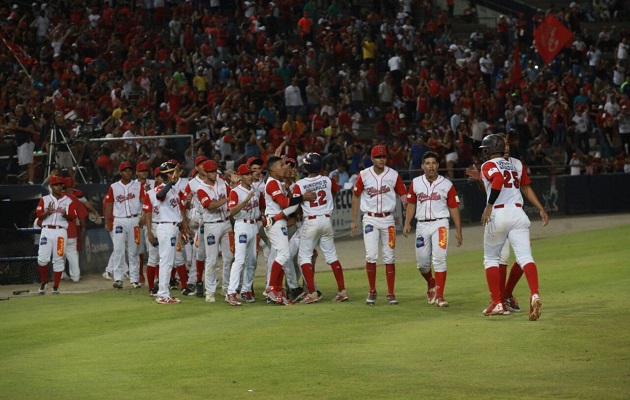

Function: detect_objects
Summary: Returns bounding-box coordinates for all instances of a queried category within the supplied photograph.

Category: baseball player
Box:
[479,134,547,320]
[351,145,407,305]
[263,156,316,305]
[104,161,144,289]
[403,151,462,307]
[182,156,209,297]
[225,163,262,306]
[35,175,78,295]
[142,167,164,296]
[151,161,188,304]
[197,160,233,303]
[135,161,154,285]
[293,153,348,304]
[63,178,89,283]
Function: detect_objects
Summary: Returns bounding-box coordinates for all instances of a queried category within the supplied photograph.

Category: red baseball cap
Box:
[285,158,297,167]
[50,176,65,186]
[136,161,150,172]
[167,159,180,166]
[195,155,208,166]
[237,163,253,175]
[201,160,219,172]
[119,161,133,172]
[64,177,75,188]
[371,145,388,158]
[246,156,263,166]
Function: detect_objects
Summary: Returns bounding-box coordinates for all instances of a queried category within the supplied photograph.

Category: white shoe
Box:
[205,293,215,303]
[71,276,80,283]
[102,271,112,280]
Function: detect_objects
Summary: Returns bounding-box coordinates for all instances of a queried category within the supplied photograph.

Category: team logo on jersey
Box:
[388,226,396,249]
[418,193,442,203]
[207,234,216,245]
[365,224,374,234]
[40,236,47,246]
[416,235,425,248]
[57,237,65,256]
[239,234,247,243]
[366,186,391,197]
[438,227,447,249]
[281,227,288,236]
[115,193,136,203]
[115,226,123,234]
[171,237,176,247]
[169,198,179,208]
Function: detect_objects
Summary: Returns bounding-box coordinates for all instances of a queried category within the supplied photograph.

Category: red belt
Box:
[44,225,65,229]
[367,212,391,217]
[494,203,522,209]
[241,219,257,224]
[306,214,330,220]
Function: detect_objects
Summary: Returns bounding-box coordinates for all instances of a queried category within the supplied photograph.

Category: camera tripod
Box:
[45,122,89,183]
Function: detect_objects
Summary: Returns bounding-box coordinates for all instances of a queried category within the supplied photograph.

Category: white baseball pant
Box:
[106,231,128,274]
[415,219,450,274]
[299,216,337,266]
[156,222,179,298]
[227,220,258,294]
[362,215,396,264]
[111,216,140,282]
[65,237,80,280]
[145,223,159,267]
[483,206,534,269]
[202,220,233,295]
[38,227,67,272]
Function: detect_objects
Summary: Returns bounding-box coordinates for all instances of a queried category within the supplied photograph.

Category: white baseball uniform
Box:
[142,189,160,269]
[136,178,155,263]
[106,180,143,283]
[264,176,291,266]
[36,194,76,272]
[152,182,184,299]
[407,175,460,273]
[184,176,206,281]
[64,193,88,281]
[353,166,407,264]
[198,177,233,295]
[226,184,261,295]
[481,156,535,268]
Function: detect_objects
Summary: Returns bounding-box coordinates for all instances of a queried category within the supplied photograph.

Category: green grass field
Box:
[1,226,629,400]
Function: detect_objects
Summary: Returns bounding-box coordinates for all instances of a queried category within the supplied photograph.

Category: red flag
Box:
[511,44,523,86]
[534,14,573,64]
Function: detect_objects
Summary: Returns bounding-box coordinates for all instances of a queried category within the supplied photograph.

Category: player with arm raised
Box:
[403,151,462,307]
[351,145,408,305]
[141,168,163,296]
[479,134,545,320]
[293,153,348,304]
[263,156,316,305]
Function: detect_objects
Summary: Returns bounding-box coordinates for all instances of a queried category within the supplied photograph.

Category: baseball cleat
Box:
[529,294,542,321]
[366,291,377,305]
[148,287,158,297]
[182,284,196,296]
[436,296,449,307]
[102,271,113,280]
[221,288,228,297]
[501,303,511,316]
[205,294,216,303]
[482,301,504,316]
[225,294,242,306]
[386,294,399,305]
[195,281,204,298]
[240,291,256,303]
[52,287,60,295]
[169,278,179,290]
[288,287,305,302]
[131,282,142,289]
[333,290,349,302]
[300,292,321,304]
[504,296,521,312]
[113,280,123,289]
[38,282,48,295]
[156,296,181,304]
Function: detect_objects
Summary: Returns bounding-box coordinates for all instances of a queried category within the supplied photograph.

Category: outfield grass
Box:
[1,226,629,400]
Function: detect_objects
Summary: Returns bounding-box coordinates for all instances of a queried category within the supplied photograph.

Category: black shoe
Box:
[288,287,304,302]
[195,281,204,298]
[149,286,158,297]
[113,280,123,289]
[52,287,60,295]
[182,284,196,296]
[38,282,48,295]
[169,278,179,290]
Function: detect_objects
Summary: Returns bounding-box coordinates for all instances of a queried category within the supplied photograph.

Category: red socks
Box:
[330,260,345,291]
[53,271,62,287]
[195,260,205,282]
[176,265,188,288]
[39,265,48,283]
[147,265,156,290]
[504,262,524,298]
[522,262,539,296]
[301,263,316,293]
[435,271,446,297]
[421,271,434,285]
[385,264,395,295]
[366,262,376,292]
[485,267,501,303]
[269,261,283,291]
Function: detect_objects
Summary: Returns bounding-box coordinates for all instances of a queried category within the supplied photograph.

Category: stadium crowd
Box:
[1,0,630,186]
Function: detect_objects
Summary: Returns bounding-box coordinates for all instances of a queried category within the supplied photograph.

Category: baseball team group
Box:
[35,133,548,319]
